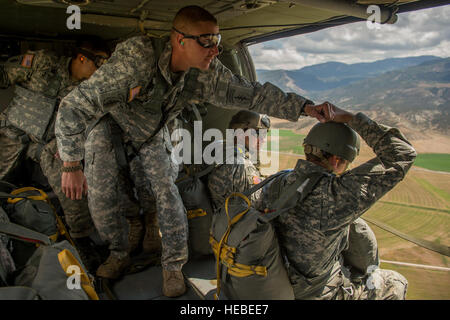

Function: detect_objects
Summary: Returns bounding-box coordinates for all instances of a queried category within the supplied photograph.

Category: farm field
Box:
[263,127,450,299]
[264,129,305,155]
[414,154,450,173]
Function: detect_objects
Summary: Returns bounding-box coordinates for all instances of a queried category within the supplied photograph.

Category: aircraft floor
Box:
[97,253,218,300]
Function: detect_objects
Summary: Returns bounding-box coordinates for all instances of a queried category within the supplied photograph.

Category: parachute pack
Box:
[0,184,71,268]
[210,170,324,299]
[176,165,216,256]
[0,182,98,300]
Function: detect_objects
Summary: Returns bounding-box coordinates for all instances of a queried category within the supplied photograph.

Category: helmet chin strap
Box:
[304,144,337,173]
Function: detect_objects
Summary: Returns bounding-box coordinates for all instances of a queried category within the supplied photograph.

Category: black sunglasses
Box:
[172,27,222,52]
[78,48,108,68]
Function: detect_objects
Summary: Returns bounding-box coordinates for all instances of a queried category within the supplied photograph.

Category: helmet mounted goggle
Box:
[260,115,271,129]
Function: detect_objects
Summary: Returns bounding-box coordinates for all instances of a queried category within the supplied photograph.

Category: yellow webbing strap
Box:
[214,192,259,300]
[58,249,99,300]
[210,236,267,277]
[187,208,207,219]
[48,233,59,244]
[7,187,75,247]
[7,187,47,204]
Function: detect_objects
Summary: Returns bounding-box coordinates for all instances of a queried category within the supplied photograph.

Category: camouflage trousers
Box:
[339,268,408,300]
[84,118,157,255]
[0,127,94,238]
[0,127,26,181]
[291,260,408,300]
[139,126,188,271]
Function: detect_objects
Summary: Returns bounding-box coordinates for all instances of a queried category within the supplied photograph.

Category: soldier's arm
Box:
[0,51,54,88]
[56,36,153,162]
[193,60,315,122]
[328,112,417,228]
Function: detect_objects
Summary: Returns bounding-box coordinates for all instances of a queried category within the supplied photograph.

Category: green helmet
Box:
[303,122,360,162]
[229,110,271,130]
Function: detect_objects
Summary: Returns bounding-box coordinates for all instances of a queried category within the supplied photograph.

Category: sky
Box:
[248,4,450,70]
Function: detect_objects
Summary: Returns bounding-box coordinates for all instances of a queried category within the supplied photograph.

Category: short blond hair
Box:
[172,5,217,31]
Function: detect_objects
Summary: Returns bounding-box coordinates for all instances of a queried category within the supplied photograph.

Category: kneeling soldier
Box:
[263,105,416,300]
[208,110,270,211]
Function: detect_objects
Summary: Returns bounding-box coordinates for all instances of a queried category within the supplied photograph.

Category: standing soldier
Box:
[56,6,335,297]
[208,110,270,211]
[0,39,109,271]
[262,105,416,300]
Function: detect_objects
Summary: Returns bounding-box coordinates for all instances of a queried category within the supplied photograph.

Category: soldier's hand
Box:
[304,102,335,122]
[305,102,353,123]
[61,170,88,200]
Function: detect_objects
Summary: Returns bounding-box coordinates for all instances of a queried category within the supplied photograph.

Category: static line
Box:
[380,260,450,272]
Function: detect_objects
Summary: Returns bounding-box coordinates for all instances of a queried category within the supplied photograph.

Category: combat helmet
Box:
[229,110,270,130]
[303,122,360,162]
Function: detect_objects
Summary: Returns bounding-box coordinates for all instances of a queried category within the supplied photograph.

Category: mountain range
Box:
[256,56,450,133]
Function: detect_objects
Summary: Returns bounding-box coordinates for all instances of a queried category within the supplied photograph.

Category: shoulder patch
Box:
[128,86,141,102]
[21,54,34,68]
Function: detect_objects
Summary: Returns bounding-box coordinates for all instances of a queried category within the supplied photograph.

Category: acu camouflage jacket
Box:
[55,35,313,162]
[0,50,78,142]
[208,142,263,211]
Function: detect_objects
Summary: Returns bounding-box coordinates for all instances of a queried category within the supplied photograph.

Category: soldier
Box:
[208,110,270,211]
[262,105,417,300]
[0,39,109,271]
[55,5,336,297]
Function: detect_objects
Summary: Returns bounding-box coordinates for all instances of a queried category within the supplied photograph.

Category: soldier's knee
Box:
[378,269,408,300]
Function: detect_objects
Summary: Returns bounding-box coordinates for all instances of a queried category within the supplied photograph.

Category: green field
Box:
[265,129,305,155]
[414,153,450,172]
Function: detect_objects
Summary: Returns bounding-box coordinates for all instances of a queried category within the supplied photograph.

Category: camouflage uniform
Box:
[0,50,94,238]
[55,36,313,271]
[0,207,15,283]
[208,142,263,211]
[84,116,156,256]
[263,112,416,300]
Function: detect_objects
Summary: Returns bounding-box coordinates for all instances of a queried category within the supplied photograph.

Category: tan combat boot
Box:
[127,216,144,254]
[142,210,162,254]
[162,269,186,298]
[96,252,131,279]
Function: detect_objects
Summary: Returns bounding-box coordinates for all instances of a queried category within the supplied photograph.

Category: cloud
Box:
[248,5,450,70]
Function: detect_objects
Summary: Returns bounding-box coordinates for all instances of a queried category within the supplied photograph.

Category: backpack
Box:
[176,165,216,256]
[0,219,98,300]
[0,185,71,269]
[210,170,323,300]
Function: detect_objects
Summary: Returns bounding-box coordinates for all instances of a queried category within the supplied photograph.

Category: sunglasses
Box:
[173,27,222,51]
[78,48,108,68]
